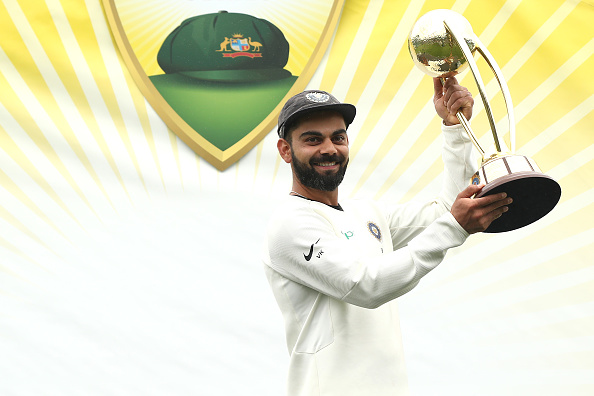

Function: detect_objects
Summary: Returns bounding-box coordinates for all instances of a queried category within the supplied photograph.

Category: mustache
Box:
[309,154,346,165]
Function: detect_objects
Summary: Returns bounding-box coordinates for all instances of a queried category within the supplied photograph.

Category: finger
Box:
[483,196,513,214]
[458,183,485,199]
[444,87,471,111]
[475,206,508,232]
[483,198,512,218]
[442,76,459,89]
[433,77,445,100]
[473,192,509,207]
[442,77,463,100]
[447,92,473,115]
[473,200,511,232]
[487,204,509,224]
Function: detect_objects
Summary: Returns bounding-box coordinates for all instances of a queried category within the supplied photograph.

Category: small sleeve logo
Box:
[367,222,382,242]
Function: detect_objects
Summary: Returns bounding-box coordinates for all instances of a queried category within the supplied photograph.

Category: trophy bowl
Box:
[408,9,475,78]
[408,9,562,233]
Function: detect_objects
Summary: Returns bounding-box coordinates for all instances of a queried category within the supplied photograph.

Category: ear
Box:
[277,139,292,163]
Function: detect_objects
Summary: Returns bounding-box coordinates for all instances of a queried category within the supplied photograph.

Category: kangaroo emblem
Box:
[216,37,231,52]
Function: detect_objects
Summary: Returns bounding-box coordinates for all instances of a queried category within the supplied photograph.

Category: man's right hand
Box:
[433,77,473,126]
[451,184,513,234]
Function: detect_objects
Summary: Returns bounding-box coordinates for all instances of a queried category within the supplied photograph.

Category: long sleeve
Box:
[383,123,479,250]
[264,198,468,310]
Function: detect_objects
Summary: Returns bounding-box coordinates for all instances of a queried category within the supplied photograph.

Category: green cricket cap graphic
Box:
[150,10,298,153]
[157,10,292,82]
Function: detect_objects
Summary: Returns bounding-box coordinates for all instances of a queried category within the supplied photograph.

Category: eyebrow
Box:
[298,129,347,139]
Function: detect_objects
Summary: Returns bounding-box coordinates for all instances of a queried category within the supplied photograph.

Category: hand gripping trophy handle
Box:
[408,9,561,233]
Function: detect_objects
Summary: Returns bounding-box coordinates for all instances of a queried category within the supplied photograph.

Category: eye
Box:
[332,135,347,143]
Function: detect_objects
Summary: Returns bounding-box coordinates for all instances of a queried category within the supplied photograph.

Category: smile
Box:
[316,162,338,167]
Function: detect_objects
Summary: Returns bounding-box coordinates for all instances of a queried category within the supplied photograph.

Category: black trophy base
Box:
[476,172,562,233]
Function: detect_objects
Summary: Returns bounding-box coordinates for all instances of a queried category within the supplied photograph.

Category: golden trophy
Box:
[408,9,561,233]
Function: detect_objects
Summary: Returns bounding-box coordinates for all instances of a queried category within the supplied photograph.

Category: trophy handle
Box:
[443,21,515,154]
[473,41,516,153]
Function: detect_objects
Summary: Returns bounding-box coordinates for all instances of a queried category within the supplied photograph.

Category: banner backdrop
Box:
[1,0,592,395]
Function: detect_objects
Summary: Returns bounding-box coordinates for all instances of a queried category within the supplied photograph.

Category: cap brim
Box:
[279,103,356,138]
[179,69,292,82]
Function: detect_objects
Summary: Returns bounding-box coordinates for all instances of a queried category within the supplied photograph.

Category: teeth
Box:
[317,162,337,167]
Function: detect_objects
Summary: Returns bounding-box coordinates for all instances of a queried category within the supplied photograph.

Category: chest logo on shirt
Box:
[304,238,321,262]
[367,221,382,242]
[341,230,354,240]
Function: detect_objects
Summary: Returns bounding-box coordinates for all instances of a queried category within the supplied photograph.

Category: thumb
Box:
[433,77,444,100]
[458,183,484,199]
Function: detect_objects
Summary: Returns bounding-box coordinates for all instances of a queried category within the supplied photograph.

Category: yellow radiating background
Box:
[0,0,592,395]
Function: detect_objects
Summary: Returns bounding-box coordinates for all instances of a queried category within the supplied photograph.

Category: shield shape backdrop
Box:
[103,0,344,170]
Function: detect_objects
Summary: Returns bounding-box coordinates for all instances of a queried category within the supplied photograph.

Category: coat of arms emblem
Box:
[230,37,250,52]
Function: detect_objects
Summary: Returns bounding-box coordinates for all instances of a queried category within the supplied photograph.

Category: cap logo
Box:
[306,92,330,103]
[217,33,263,58]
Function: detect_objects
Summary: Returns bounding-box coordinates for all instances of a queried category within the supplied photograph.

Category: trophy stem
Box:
[438,77,486,159]
[455,111,485,158]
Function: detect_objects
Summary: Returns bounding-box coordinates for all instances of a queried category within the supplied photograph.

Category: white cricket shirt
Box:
[263,124,478,395]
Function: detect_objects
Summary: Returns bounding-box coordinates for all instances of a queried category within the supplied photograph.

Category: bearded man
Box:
[262,78,511,396]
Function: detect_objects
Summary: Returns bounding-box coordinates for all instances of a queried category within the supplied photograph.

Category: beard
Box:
[291,152,348,192]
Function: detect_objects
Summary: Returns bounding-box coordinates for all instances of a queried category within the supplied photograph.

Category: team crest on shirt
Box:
[367,222,382,242]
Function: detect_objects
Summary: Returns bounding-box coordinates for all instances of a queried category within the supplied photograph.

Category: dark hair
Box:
[282,119,299,145]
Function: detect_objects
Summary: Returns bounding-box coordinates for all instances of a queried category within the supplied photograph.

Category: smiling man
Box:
[263,79,512,396]
[279,107,350,206]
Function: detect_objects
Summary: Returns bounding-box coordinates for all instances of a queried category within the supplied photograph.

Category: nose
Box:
[319,138,337,155]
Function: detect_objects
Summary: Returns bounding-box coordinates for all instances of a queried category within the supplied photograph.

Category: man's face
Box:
[286,111,349,192]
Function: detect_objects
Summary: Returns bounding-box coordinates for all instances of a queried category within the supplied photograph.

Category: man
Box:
[262,78,511,395]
